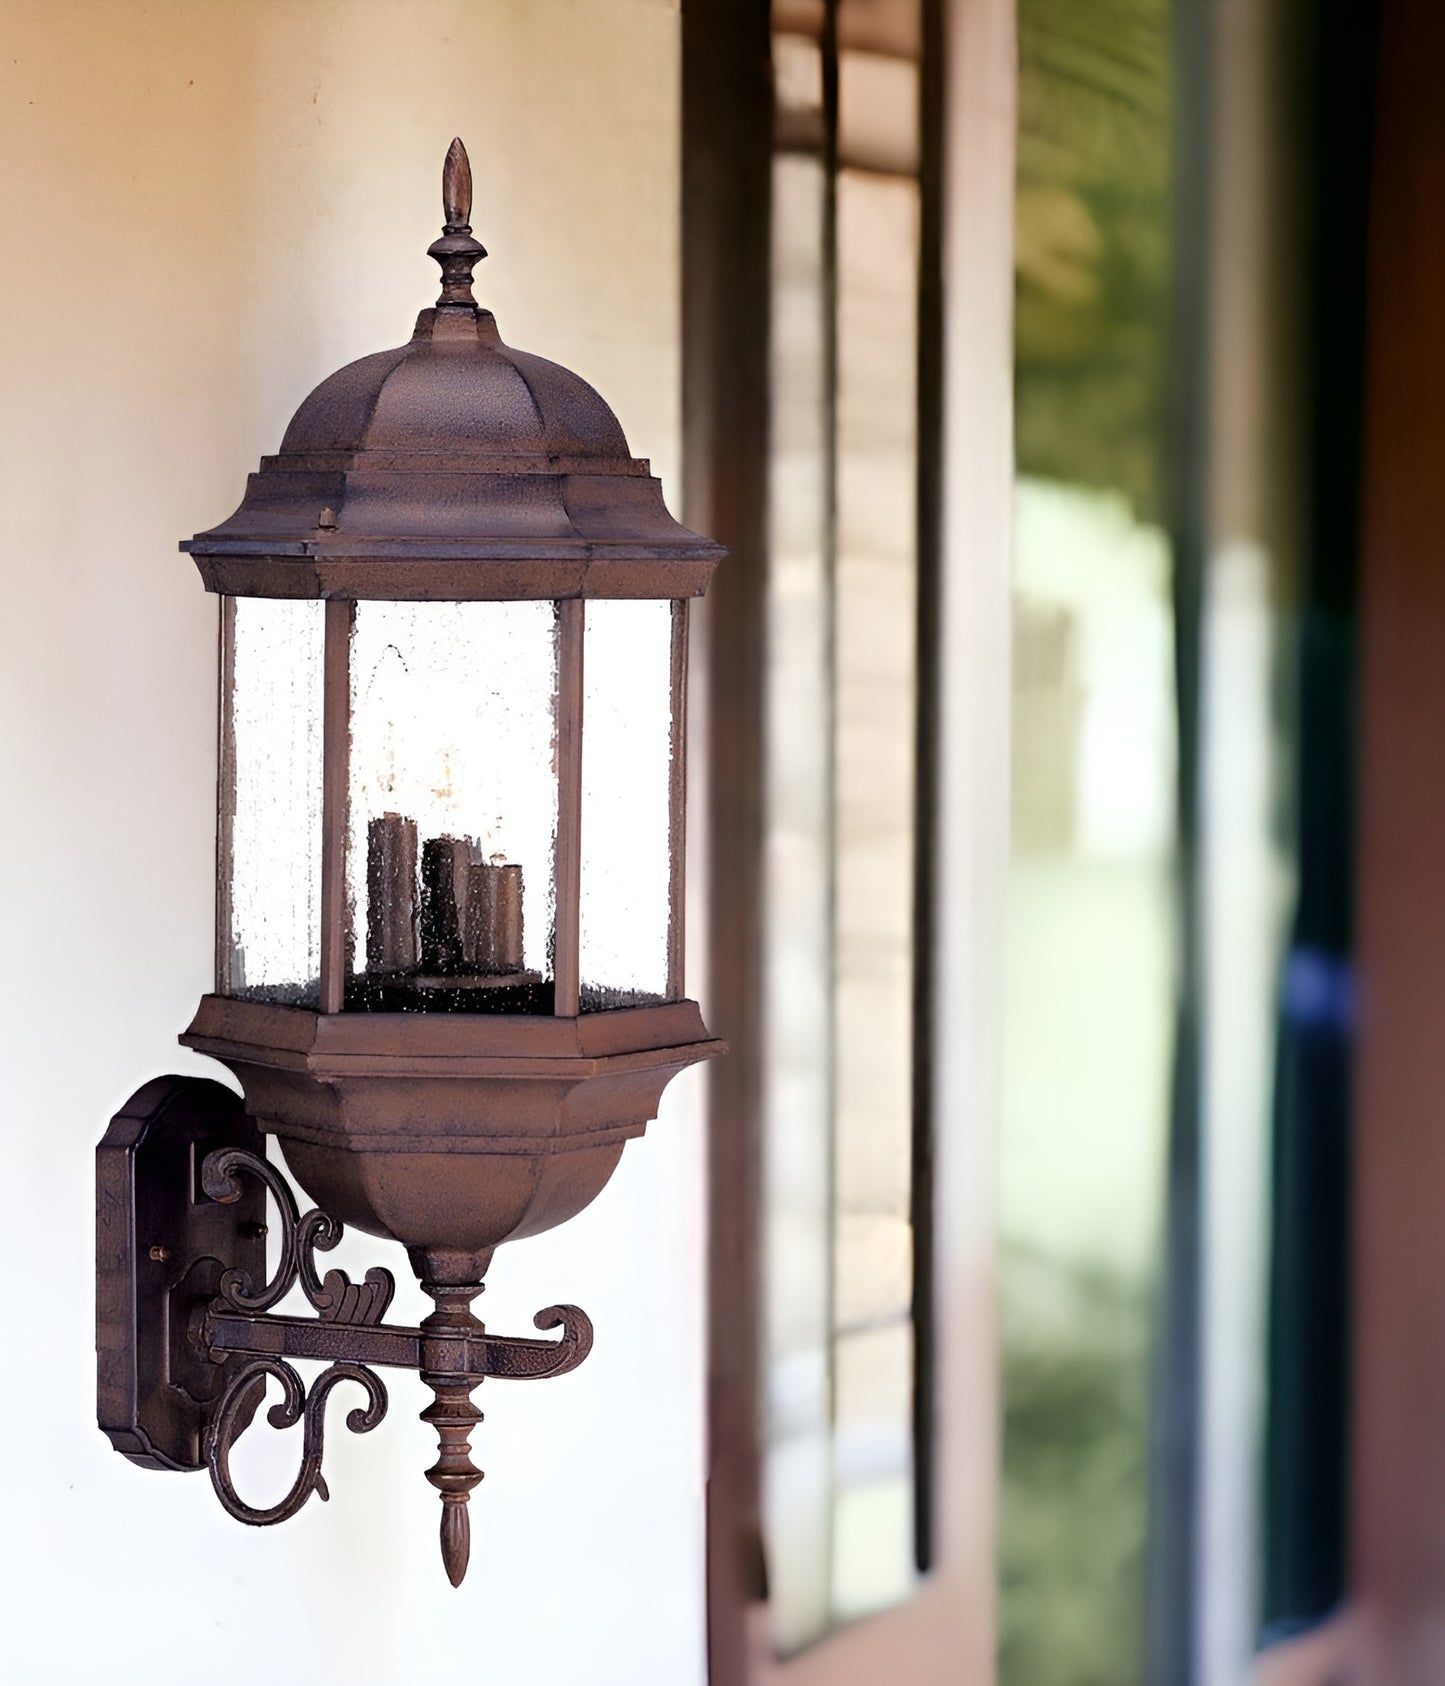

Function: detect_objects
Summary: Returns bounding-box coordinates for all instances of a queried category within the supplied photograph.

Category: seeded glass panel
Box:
[346,601,558,1013]
[578,598,674,1011]
[220,596,325,1005]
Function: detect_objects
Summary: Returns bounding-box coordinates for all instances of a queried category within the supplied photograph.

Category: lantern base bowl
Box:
[179,995,723,1261]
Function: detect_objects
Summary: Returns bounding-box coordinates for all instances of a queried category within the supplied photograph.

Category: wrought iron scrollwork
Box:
[188,1146,594,1580]
[486,1303,594,1379]
[201,1147,395,1324]
[206,1357,388,1525]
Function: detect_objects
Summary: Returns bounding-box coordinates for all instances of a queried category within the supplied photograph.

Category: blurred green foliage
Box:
[998,1245,1152,1686]
[1015,0,1172,523]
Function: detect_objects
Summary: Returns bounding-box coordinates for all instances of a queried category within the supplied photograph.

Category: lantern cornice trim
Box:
[187,549,720,601]
[181,301,723,599]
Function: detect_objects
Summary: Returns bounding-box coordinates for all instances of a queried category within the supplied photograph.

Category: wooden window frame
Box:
[684,2,1017,1679]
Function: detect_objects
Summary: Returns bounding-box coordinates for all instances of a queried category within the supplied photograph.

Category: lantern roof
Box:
[183,140,723,601]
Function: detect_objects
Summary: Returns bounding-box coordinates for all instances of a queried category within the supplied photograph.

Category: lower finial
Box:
[419,1279,488,1588]
[440,1495,471,1587]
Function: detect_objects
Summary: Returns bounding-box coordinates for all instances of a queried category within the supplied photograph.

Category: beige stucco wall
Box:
[0,4,706,1682]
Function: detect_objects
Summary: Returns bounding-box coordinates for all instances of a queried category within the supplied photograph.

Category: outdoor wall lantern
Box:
[96,140,724,1585]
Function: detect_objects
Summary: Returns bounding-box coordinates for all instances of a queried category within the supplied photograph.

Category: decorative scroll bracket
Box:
[96,1077,593,1586]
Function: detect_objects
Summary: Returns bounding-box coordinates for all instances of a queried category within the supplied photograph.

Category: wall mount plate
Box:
[96,1075,266,1471]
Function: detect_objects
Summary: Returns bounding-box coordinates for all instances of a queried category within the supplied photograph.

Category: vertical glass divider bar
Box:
[910,0,946,1578]
[318,598,352,1014]
[667,599,691,1000]
[820,0,842,1619]
[554,598,585,1016]
[215,594,237,994]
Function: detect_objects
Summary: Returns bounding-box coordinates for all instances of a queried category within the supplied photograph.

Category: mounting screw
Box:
[243,1222,269,1239]
[148,1245,171,1263]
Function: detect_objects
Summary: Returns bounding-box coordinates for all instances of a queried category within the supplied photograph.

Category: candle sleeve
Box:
[466,860,525,974]
[366,812,419,974]
[420,835,470,975]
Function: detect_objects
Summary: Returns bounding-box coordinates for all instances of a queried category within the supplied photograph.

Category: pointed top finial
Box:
[428,138,487,310]
[443,137,472,229]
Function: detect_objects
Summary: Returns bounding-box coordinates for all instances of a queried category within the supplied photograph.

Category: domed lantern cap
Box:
[183,140,724,602]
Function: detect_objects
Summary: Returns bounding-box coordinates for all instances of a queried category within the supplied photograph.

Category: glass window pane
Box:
[763,1431,832,1656]
[834,1213,913,1330]
[775,31,824,124]
[838,50,919,175]
[762,146,834,1653]
[832,1321,916,1621]
[345,600,558,1013]
[221,596,324,1005]
[1002,485,1173,1681]
[833,1320,914,1487]
[834,163,920,1345]
[578,598,674,1011]
[1003,0,1176,1672]
[832,1475,916,1625]
[760,34,925,1655]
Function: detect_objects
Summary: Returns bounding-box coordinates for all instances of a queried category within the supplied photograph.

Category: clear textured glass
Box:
[345,601,558,1013]
[578,598,675,1011]
[220,597,325,1005]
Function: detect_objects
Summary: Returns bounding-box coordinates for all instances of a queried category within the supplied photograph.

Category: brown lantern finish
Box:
[96,141,724,1586]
